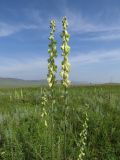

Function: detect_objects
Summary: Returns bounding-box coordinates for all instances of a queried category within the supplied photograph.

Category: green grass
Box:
[0,85,120,159]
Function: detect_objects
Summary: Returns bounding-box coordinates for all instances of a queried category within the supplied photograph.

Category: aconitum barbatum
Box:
[60,16,71,160]
[77,112,88,160]
[47,20,57,88]
[47,20,57,159]
[60,17,71,88]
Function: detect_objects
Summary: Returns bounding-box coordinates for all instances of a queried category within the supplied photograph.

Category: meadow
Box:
[0,85,120,160]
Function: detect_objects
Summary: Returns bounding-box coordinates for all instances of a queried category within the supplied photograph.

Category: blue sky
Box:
[0,0,120,82]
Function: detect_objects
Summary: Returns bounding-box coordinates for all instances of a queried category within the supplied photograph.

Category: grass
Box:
[0,85,120,159]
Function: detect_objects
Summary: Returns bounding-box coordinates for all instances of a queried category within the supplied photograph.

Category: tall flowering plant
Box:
[47,19,57,159]
[60,17,71,89]
[46,17,88,159]
[47,20,57,89]
[60,16,71,160]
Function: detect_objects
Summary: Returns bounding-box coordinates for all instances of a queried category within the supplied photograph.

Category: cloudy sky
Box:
[0,0,120,83]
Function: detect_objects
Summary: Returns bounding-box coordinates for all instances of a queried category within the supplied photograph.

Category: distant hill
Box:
[103,82,120,85]
[71,81,92,85]
[0,77,91,88]
[0,78,47,88]
[0,77,119,88]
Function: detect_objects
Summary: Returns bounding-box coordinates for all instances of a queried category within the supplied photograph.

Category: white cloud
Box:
[54,8,120,41]
[70,49,120,64]
[2,8,120,40]
[63,9,120,32]
[0,22,37,37]
[0,49,120,80]
[78,30,120,41]
[0,9,49,37]
[23,8,50,30]
[0,56,47,79]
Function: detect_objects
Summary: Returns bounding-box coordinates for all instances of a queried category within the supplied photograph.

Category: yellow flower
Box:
[60,17,71,88]
[47,20,57,88]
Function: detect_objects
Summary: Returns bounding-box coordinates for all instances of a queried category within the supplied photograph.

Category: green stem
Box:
[51,88,54,160]
[64,87,68,160]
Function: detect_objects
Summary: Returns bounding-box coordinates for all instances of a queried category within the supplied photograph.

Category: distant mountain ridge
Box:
[0,77,90,88]
[0,77,47,88]
[0,77,119,88]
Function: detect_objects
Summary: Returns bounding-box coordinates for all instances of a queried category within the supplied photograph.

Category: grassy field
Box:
[0,85,120,160]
